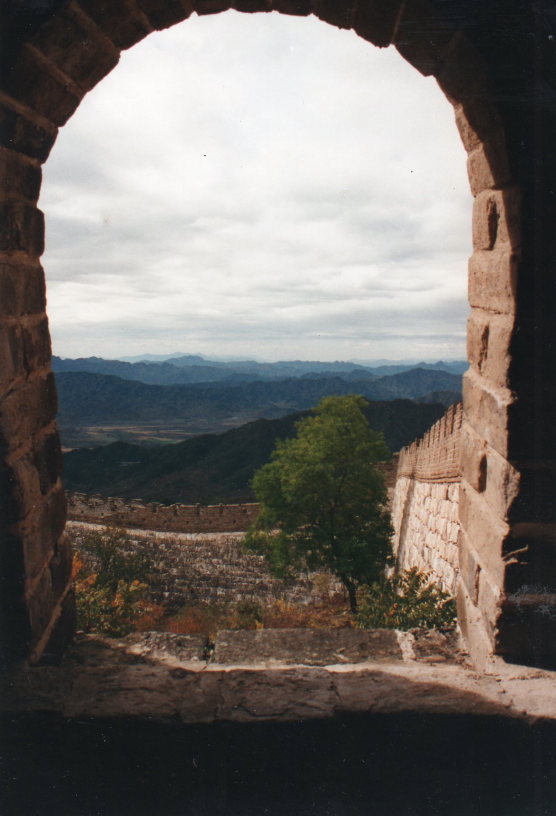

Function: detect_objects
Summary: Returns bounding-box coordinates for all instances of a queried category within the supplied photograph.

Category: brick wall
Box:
[68,522,341,612]
[391,404,463,593]
[67,493,260,533]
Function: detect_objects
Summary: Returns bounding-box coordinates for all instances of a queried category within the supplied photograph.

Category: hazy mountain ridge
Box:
[52,354,467,387]
[55,369,462,429]
[63,400,446,504]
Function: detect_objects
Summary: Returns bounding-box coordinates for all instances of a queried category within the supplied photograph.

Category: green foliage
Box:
[73,527,159,637]
[79,527,151,592]
[356,568,457,630]
[245,395,394,612]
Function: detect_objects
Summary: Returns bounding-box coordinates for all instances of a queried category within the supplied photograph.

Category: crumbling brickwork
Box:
[69,522,339,611]
[392,404,462,593]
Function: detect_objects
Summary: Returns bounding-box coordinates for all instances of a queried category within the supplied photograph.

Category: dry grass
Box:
[163,594,354,638]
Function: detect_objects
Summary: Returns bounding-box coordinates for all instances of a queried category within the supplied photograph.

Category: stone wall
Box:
[66,492,260,533]
[68,522,340,612]
[391,404,463,594]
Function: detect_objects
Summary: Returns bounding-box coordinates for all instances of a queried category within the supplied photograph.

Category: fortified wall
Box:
[68,522,338,612]
[67,493,260,533]
[391,403,463,594]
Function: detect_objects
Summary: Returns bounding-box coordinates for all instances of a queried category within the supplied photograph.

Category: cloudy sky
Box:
[41,11,471,363]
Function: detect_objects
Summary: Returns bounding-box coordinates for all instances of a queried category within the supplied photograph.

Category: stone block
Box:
[268,0,312,17]
[311,0,353,31]
[454,98,503,154]
[467,134,512,196]
[0,149,42,204]
[466,309,514,388]
[456,579,495,669]
[76,0,152,50]
[6,46,81,127]
[458,481,507,585]
[32,5,120,93]
[0,202,45,255]
[49,533,73,596]
[468,250,517,315]
[0,262,46,317]
[0,101,58,162]
[463,368,512,458]
[394,0,455,77]
[472,187,521,251]
[22,317,52,373]
[27,567,57,643]
[0,322,24,392]
[0,373,57,451]
[136,0,192,29]
[34,428,63,495]
[435,32,489,105]
[213,628,402,665]
[232,0,272,10]
[353,0,404,47]
[4,449,42,524]
[20,486,66,582]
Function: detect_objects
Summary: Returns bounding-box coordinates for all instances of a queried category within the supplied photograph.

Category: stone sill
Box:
[3,629,556,724]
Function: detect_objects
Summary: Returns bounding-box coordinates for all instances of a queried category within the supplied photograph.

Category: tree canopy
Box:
[244,395,393,612]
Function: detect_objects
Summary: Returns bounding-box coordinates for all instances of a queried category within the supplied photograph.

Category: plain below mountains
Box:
[63,400,446,505]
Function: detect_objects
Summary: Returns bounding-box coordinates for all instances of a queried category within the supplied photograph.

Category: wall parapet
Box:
[66,492,260,533]
[391,404,463,594]
[396,402,463,483]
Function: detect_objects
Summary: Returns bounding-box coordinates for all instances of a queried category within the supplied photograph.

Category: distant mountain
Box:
[118,352,199,363]
[52,354,465,389]
[63,400,446,504]
[55,369,461,432]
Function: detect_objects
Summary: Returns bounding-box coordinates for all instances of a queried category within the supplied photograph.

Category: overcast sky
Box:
[41,11,471,363]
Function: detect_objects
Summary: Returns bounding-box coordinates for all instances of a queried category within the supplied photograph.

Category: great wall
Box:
[66,405,463,609]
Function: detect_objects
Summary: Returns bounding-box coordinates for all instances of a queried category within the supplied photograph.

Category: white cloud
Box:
[41,10,471,362]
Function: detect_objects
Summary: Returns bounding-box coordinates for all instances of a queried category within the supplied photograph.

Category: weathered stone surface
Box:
[0,261,46,317]
[212,628,403,665]
[0,101,58,162]
[75,0,152,50]
[3,632,556,724]
[30,5,120,93]
[68,521,340,611]
[391,404,462,593]
[0,201,44,254]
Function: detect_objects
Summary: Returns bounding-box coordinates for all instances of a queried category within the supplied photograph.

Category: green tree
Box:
[245,395,393,612]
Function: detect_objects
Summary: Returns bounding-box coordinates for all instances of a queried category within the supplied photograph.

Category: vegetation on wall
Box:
[73,527,163,636]
[356,568,457,630]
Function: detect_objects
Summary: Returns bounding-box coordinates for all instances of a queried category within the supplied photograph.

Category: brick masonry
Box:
[391,404,462,594]
[68,521,342,612]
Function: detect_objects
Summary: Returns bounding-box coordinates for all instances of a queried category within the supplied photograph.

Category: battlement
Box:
[391,404,463,594]
[66,493,260,533]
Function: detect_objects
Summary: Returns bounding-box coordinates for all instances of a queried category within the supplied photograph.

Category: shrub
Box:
[72,528,163,637]
[356,568,457,631]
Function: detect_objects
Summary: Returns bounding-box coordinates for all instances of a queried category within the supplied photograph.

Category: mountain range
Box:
[63,399,446,504]
[52,354,467,387]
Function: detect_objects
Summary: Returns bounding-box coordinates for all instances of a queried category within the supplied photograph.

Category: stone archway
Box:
[1,0,554,667]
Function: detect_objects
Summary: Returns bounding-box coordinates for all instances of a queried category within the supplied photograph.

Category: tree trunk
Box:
[344,579,358,614]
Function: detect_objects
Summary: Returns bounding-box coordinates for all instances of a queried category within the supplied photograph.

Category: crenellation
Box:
[66,491,261,533]
[391,404,463,594]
